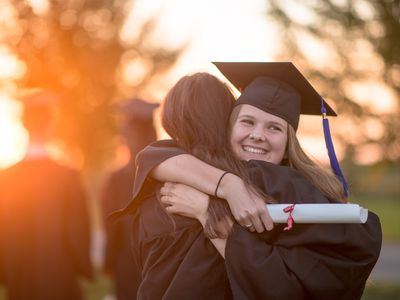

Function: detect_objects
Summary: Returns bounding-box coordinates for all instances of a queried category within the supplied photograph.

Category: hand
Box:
[160,182,210,226]
[217,173,273,232]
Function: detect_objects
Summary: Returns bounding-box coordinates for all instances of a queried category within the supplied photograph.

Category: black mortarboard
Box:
[115,98,159,122]
[19,89,60,133]
[212,62,336,131]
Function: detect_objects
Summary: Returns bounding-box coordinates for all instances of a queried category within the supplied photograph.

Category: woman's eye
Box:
[240,119,254,125]
[270,125,282,132]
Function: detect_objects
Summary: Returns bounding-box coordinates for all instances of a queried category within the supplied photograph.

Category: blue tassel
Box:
[321,98,349,198]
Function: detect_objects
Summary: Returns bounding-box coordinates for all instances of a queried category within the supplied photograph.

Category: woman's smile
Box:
[230,104,288,164]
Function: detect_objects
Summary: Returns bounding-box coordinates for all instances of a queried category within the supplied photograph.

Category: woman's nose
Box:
[248,128,266,141]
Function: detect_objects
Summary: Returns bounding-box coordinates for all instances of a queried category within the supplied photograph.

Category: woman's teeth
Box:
[242,146,267,154]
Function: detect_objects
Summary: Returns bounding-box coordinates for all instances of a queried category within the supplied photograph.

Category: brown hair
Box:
[161,73,270,238]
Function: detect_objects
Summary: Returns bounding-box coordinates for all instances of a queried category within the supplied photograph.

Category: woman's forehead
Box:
[236,104,288,125]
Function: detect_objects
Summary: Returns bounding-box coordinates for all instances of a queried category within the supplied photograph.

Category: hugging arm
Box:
[137,141,273,231]
[160,182,228,257]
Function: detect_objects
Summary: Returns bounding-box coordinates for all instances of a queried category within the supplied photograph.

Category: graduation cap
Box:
[213,62,336,130]
[19,89,60,135]
[115,98,159,122]
[213,61,348,197]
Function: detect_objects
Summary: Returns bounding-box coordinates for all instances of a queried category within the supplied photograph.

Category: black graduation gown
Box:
[0,158,93,300]
[108,142,231,299]
[118,140,381,300]
[101,164,143,300]
[129,185,230,299]
[225,160,382,300]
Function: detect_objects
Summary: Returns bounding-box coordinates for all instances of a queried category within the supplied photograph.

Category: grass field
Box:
[352,196,400,240]
[4,275,399,300]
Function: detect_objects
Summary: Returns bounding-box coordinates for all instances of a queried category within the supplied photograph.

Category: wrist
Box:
[198,213,207,228]
[216,173,241,199]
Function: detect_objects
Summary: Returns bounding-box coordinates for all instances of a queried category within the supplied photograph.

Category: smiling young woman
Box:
[229,104,288,165]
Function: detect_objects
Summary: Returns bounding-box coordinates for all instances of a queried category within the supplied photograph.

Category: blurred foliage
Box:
[265,0,400,166]
[81,273,113,300]
[0,0,184,171]
[343,157,400,198]
[363,283,400,299]
[354,196,400,240]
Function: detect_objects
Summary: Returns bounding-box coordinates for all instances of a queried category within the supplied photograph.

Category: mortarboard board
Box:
[213,61,349,198]
[212,61,336,131]
[115,98,159,122]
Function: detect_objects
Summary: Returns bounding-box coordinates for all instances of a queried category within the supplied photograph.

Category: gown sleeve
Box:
[131,191,228,299]
[109,140,187,219]
[132,140,187,202]
[224,160,382,300]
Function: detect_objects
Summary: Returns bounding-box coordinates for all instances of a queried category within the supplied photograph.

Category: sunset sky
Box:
[0,0,277,168]
[0,0,396,168]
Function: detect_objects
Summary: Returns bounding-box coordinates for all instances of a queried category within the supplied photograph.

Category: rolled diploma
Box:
[266,204,368,224]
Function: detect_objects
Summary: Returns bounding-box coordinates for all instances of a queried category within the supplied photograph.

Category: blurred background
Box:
[0,0,398,299]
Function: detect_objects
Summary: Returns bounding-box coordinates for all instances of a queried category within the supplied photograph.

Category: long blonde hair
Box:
[286,125,346,202]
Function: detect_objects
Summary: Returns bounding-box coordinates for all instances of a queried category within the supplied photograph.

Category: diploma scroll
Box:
[267,204,368,224]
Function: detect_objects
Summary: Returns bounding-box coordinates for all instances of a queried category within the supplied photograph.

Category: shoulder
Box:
[246,160,303,178]
[136,139,186,163]
[246,160,328,204]
[245,160,308,189]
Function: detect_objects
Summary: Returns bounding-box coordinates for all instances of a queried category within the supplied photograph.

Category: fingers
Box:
[260,207,274,231]
[249,211,265,233]
[234,212,257,232]
[234,206,273,232]
[160,196,179,214]
[164,205,178,214]
[160,182,174,196]
[160,195,174,206]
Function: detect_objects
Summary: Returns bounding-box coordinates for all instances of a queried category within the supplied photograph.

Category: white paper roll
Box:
[266,203,368,224]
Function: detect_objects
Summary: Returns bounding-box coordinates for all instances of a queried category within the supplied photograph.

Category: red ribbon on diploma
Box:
[283,204,296,231]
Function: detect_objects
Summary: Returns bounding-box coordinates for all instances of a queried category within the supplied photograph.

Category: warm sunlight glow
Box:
[124,0,277,85]
[354,143,383,165]
[298,134,344,165]
[25,0,49,16]
[346,80,397,114]
[0,48,26,80]
[0,96,28,169]
[121,56,151,86]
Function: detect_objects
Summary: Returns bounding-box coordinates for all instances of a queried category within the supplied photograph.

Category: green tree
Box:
[265,0,399,166]
[0,0,183,171]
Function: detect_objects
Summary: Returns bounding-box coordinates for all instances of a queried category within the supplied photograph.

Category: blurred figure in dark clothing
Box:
[101,98,158,300]
[0,90,93,300]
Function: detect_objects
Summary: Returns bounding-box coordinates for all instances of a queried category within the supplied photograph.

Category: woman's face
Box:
[230,104,288,164]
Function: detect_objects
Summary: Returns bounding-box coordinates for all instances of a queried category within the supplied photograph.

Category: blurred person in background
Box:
[101,98,158,300]
[0,90,93,300]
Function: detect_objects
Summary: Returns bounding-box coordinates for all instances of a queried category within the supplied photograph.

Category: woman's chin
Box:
[241,153,269,162]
